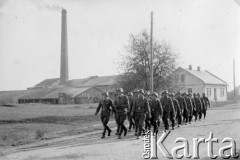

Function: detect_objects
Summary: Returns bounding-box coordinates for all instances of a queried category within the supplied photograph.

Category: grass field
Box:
[0,103,115,148]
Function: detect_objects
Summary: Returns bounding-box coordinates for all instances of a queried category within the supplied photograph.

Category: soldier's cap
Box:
[176,91,181,95]
[102,92,109,96]
[116,88,123,92]
[128,92,133,96]
[138,89,144,94]
[169,93,174,97]
[162,90,168,94]
[193,93,197,96]
[144,91,150,96]
[202,93,205,95]
[133,89,139,93]
[152,92,158,97]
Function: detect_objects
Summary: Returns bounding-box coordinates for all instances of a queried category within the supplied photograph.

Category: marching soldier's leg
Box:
[101,116,106,138]
[170,111,175,130]
[115,113,120,135]
[134,113,139,136]
[199,110,202,120]
[203,109,206,119]
[137,114,146,139]
[105,115,111,136]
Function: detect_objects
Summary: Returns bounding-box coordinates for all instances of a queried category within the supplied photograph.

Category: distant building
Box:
[19,75,119,104]
[171,65,227,101]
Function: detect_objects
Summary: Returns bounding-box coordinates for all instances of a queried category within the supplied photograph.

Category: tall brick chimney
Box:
[60,9,68,85]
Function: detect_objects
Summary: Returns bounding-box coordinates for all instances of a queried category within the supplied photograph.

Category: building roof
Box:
[41,87,91,99]
[34,75,119,88]
[35,78,60,87]
[178,67,227,85]
[68,75,119,87]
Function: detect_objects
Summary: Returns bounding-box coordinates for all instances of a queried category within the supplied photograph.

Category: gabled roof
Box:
[41,87,92,99]
[176,67,227,85]
[35,78,59,87]
[19,87,102,99]
[68,75,119,87]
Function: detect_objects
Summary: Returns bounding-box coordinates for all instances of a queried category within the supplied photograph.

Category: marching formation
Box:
[95,88,210,139]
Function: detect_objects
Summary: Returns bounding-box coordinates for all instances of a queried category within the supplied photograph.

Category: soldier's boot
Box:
[115,125,120,135]
[101,127,106,138]
[123,125,127,136]
[118,135,121,139]
[106,126,111,136]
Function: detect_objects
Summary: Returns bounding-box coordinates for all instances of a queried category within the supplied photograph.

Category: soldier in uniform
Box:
[170,93,181,128]
[131,89,151,139]
[175,91,186,127]
[149,92,163,134]
[144,91,151,131]
[197,93,205,120]
[168,93,176,130]
[95,92,115,138]
[114,93,120,135]
[114,88,129,139]
[160,90,174,132]
[186,93,194,124]
[127,92,135,132]
[193,93,202,121]
[202,93,210,119]
[182,92,189,125]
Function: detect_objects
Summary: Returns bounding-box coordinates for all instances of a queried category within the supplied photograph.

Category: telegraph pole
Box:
[150,11,154,93]
[233,59,236,102]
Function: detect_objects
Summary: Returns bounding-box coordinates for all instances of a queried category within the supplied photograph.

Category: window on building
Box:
[188,88,192,94]
[206,88,211,97]
[180,74,185,82]
[220,88,224,97]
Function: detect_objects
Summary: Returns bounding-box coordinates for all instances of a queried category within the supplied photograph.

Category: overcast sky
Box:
[0,0,239,91]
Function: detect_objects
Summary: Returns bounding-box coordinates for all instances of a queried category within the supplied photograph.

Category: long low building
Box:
[18,75,119,104]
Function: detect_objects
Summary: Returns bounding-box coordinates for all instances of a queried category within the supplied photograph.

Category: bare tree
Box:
[118,30,178,93]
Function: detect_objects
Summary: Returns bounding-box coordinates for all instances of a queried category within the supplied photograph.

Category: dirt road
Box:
[1,103,240,160]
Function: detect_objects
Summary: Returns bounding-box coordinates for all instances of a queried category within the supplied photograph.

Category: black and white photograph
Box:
[0,0,239,159]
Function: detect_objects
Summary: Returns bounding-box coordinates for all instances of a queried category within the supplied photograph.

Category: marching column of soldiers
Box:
[95,88,210,139]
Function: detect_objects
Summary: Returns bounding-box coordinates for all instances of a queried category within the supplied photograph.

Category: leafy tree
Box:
[118,30,178,93]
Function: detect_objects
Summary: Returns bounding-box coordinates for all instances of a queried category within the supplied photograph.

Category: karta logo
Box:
[142,131,239,159]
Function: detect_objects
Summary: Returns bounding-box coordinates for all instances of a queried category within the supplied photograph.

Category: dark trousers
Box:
[115,112,127,136]
[194,109,199,121]
[127,112,135,130]
[101,115,110,136]
[183,108,189,123]
[162,111,170,130]
[134,112,146,136]
[176,112,182,125]
[188,109,193,123]
[170,111,175,128]
[202,108,206,119]
[145,117,151,131]
[150,112,160,133]
[199,109,202,120]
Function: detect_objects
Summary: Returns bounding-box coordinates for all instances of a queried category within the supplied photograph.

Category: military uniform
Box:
[114,93,129,139]
[193,94,202,121]
[183,94,189,124]
[202,95,210,119]
[175,93,187,126]
[127,93,135,131]
[160,92,174,131]
[131,93,150,138]
[186,95,193,123]
[199,97,205,120]
[172,97,181,127]
[144,92,151,131]
[95,96,114,138]
[149,93,163,134]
